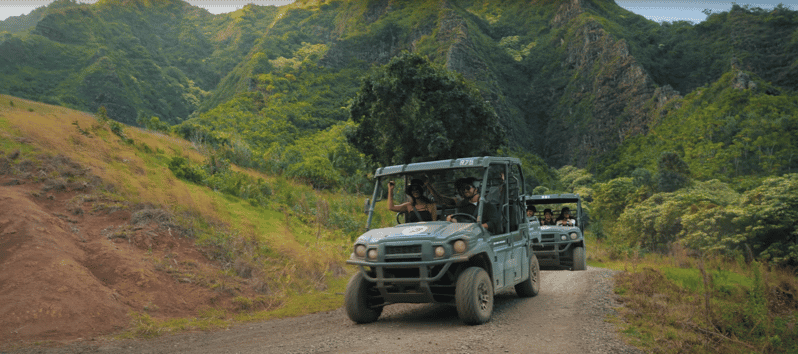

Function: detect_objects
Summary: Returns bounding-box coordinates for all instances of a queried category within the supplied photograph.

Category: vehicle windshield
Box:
[365,166,490,229]
[379,167,486,207]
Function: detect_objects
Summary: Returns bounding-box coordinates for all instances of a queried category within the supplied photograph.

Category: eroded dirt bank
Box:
[0,155,257,347]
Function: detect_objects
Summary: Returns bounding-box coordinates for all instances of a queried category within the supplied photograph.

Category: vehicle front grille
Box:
[541,233,557,242]
[385,244,422,262]
[386,245,422,255]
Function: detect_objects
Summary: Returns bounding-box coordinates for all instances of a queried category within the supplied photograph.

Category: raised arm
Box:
[386,181,407,213]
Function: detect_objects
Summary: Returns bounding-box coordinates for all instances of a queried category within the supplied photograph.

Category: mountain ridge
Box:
[1,0,797,182]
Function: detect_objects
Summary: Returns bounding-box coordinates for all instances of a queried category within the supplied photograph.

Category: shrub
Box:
[168,156,205,183]
[285,156,341,190]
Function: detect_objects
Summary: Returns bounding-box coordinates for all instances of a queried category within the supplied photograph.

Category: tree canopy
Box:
[348,52,506,165]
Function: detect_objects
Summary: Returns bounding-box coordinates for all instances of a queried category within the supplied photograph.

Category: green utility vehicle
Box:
[345,157,541,325]
[524,194,586,271]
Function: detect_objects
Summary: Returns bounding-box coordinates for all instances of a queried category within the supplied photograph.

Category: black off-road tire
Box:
[344,272,383,323]
[455,267,493,325]
[572,246,587,271]
[515,253,540,297]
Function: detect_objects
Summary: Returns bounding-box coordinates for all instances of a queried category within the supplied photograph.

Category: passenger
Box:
[387,179,437,222]
[541,208,555,226]
[556,207,576,226]
[526,205,537,220]
[485,173,505,205]
[446,177,501,233]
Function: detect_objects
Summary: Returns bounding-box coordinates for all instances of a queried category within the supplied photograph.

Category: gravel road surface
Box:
[10,266,642,354]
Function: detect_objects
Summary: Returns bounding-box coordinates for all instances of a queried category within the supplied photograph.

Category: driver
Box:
[556,207,576,226]
[446,177,501,234]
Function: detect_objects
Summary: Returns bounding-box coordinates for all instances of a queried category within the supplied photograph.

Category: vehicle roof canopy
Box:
[373,156,521,178]
[524,194,581,205]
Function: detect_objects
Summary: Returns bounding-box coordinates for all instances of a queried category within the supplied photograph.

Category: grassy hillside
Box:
[0,94,396,342]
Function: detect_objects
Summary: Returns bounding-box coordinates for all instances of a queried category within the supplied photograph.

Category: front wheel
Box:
[455,267,493,325]
[344,272,384,323]
[572,246,586,271]
[515,253,540,297]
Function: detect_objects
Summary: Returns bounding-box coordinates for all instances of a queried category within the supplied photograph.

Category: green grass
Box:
[661,266,752,294]
[589,239,798,353]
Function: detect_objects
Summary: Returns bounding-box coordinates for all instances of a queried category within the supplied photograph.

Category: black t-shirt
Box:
[457,201,501,234]
[407,209,433,222]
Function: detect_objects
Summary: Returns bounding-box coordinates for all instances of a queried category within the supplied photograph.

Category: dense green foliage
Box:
[2,0,797,179]
[589,173,798,267]
[348,52,505,165]
[603,71,798,184]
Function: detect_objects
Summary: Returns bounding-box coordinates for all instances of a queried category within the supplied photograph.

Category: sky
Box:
[0,0,795,23]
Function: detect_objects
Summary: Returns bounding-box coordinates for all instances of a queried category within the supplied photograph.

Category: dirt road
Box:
[11,267,642,354]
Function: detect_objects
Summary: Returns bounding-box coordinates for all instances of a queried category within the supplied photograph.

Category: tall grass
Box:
[589,238,798,353]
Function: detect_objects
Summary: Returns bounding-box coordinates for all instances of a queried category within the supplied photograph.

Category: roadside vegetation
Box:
[588,240,797,353]
[0,95,393,338]
[563,162,798,353]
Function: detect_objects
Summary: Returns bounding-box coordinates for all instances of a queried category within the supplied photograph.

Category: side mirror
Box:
[363,198,370,214]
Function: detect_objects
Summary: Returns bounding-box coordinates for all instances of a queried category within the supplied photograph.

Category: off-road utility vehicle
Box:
[524,194,586,271]
[345,157,541,325]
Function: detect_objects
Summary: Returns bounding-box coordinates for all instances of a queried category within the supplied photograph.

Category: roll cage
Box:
[364,157,526,234]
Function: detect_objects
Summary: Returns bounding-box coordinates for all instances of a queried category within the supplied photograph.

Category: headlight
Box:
[355,244,367,258]
[561,235,567,241]
[570,232,578,240]
[367,248,378,260]
[434,246,445,258]
[453,240,467,254]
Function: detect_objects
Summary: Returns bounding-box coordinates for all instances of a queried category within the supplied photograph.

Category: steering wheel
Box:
[396,212,406,224]
[448,213,477,223]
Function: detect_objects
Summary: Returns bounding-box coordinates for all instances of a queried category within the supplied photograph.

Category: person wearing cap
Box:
[556,207,576,226]
[445,177,501,233]
[387,179,437,222]
[541,208,555,226]
[526,205,537,219]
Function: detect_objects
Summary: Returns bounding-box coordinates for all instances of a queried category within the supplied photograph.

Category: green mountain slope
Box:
[1,0,797,184]
[603,70,798,182]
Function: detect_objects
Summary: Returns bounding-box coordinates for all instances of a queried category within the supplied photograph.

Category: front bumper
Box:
[533,240,581,267]
[346,255,470,303]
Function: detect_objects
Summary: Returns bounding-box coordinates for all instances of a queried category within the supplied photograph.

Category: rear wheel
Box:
[572,246,586,271]
[515,253,540,297]
[344,272,383,323]
[455,267,493,325]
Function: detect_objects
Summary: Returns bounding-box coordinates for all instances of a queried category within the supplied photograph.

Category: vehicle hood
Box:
[357,222,479,244]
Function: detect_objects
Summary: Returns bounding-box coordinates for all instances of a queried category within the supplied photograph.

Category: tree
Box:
[739,174,798,266]
[348,52,506,165]
[657,151,691,193]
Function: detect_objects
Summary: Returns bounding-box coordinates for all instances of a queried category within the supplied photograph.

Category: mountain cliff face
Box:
[1,0,796,178]
[541,0,682,167]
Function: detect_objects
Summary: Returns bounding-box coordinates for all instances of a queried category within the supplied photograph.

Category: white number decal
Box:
[459,159,474,166]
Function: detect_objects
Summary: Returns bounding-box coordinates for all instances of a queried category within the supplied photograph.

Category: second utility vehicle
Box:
[524,194,586,271]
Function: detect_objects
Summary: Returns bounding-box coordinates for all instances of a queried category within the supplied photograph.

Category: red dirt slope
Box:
[0,155,240,346]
